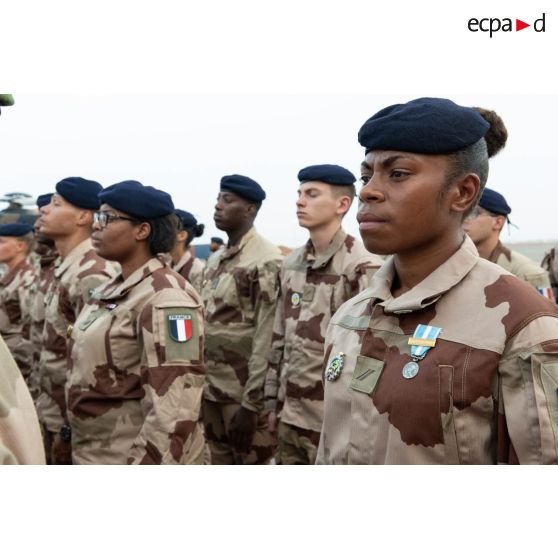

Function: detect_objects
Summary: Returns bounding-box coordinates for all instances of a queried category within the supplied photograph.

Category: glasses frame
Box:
[93,211,140,229]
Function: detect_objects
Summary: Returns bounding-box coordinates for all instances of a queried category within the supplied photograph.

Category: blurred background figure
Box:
[170,209,205,293]
[464,187,553,299]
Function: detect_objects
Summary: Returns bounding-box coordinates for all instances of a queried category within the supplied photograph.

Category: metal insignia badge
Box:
[325,352,345,382]
[168,314,193,343]
[291,292,301,307]
[402,361,419,379]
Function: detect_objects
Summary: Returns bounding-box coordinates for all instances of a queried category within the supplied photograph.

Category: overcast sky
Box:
[0,94,555,246]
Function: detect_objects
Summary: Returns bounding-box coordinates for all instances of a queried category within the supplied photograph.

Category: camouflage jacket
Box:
[201,227,283,412]
[264,228,383,432]
[489,241,553,297]
[0,258,36,385]
[0,335,45,464]
[317,236,558,464]
[28,248,58,399]
[67,257,206,465]
[173,250,205,293]
[37,238,117,433]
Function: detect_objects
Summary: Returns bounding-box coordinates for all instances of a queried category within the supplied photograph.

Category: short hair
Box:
[147,213,179,255]
[331,184,356,217]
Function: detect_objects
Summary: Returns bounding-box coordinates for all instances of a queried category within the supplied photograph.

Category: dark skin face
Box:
[213,191,257,246]
[358,150,480,295]
[91,203,152,279]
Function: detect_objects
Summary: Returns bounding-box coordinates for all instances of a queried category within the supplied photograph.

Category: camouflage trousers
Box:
[202,399,275,465]
[276,421,320,465]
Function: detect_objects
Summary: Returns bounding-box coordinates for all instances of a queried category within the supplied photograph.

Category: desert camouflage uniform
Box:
[264,228,383,464]
[201,227,283,464]
[67,257,206,465]
[173,250,205,293]
[316,236,558,464]
[37,238,117,445]
[27,247,58,404]
[0,259,36,390]
[0,335,45,464]
[489,241,552,297]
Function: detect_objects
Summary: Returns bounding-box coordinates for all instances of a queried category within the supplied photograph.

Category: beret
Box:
[36,193,53,208]
[0,223,33,236]
[56,177,103,210]
[358,97,490,154]
[478,187,511,216]
[175,209,198,228]
[298,164,356,186]
[210,237,224,244]
[99,180,174,219]
[220,174,266,202]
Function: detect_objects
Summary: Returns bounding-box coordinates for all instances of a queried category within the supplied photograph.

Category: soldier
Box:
[28,194,58,403]
[0,92,45,465]
[464,187,553,299]
[170,209,205,292]
[201,174,283,464]
[209,237,224,253]
[36,177,117,464]
[316,97,558,464]
[264,164,383,464]
[0,335,46,464]
[0,223,37,391]
[66,181,206,464]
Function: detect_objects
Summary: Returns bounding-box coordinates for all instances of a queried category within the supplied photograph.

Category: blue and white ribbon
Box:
[408,324,442,360]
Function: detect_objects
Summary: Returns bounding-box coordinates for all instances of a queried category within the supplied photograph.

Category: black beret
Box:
[298,164,356,186]
[220,174,266,202]
[479,187,511,216]
[36,193,53,208]
[99,180,174,219]
[210,237,224,244]
[175,209,198,228]
[358,97,490,154]
[0,223,33,236]
[56,177,103,210]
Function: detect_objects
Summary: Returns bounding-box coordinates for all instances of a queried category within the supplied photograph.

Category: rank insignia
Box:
[325,352,345,382]
[291,292,301,307]
[168,314,193,343]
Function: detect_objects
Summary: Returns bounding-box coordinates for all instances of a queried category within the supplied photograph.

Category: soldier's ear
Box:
[448,173,481,216]
[135,221,151,242]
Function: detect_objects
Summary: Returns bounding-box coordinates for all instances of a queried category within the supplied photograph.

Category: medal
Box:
[402,324,442,379]
[325,352,345,382]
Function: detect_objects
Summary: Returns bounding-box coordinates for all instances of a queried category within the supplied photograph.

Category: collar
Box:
[304,228,347,270]
[0,258,29,286]
[367,236,480,314]
[53,238,94,279]
[100,257,166,301]
[220,226,257,262]
[174,249,193,271]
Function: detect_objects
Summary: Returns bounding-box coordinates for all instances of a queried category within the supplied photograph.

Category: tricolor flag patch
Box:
[168,314,193,342]
[538,287,555,301]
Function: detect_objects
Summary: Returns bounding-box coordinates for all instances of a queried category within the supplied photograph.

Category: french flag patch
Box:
[537,287,555,301]
[168,314,193,342]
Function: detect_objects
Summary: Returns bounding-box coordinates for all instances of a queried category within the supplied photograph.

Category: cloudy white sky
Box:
[1,94,556,247]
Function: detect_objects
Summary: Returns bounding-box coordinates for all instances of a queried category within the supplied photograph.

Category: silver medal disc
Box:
[402,361,419,379]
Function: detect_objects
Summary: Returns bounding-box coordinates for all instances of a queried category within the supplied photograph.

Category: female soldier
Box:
[66,180,206,465]
[316,98,558,464]
[170,209,205,293]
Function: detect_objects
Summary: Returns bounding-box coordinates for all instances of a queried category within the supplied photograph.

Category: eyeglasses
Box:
[93,211,138,229]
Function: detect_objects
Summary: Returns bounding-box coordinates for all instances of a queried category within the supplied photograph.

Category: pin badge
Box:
[291,292,301,307]
[325,352,345,382]
[403,324,442,379]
